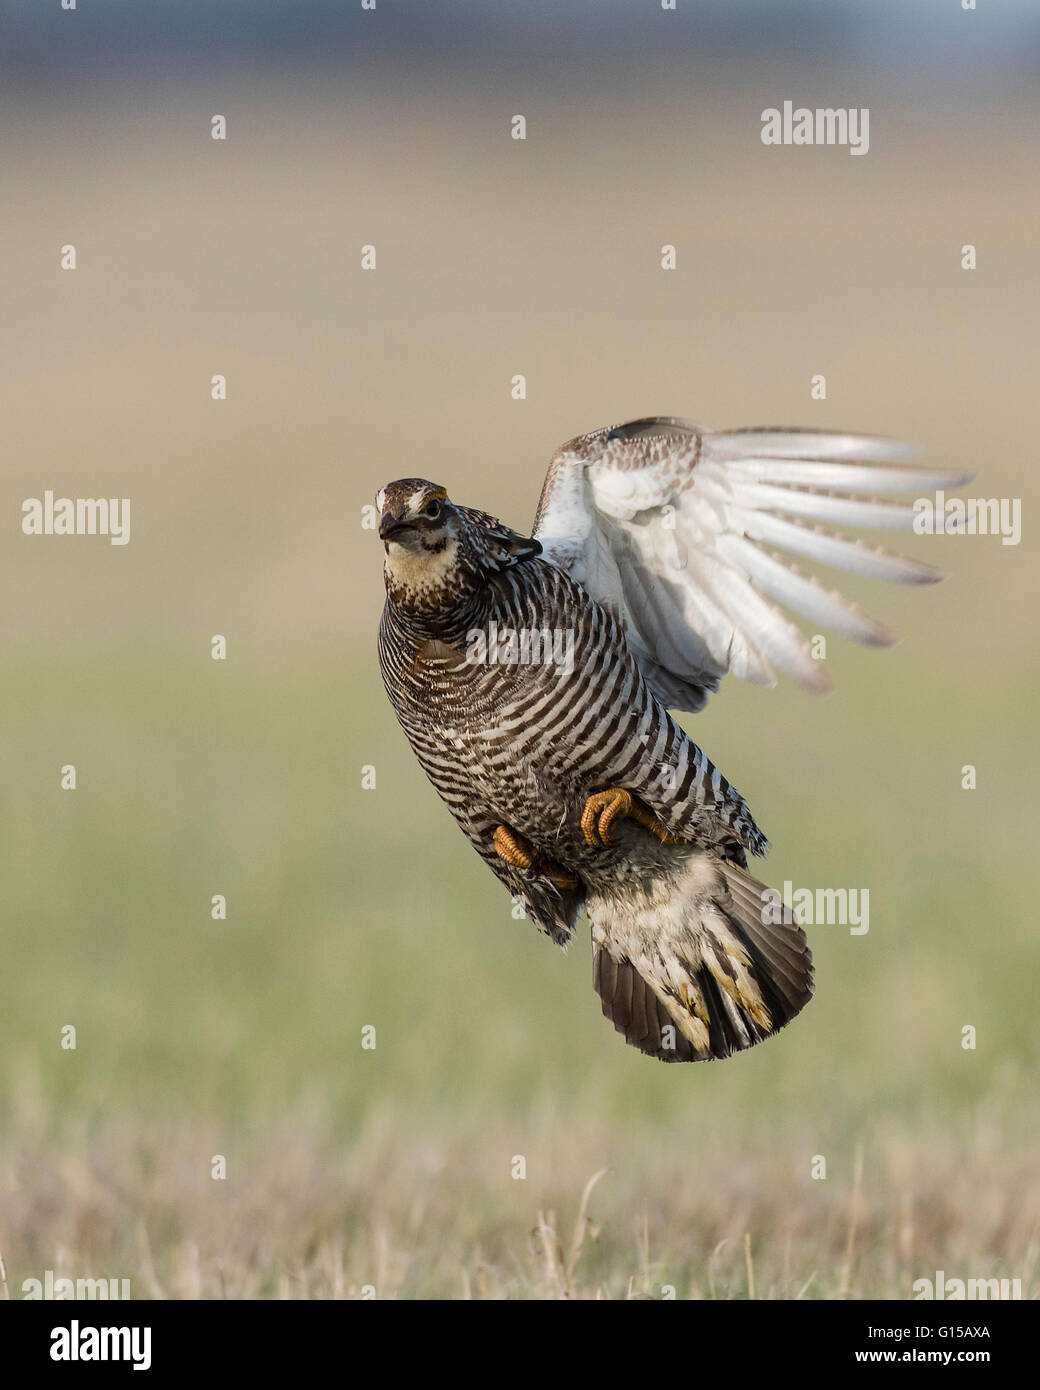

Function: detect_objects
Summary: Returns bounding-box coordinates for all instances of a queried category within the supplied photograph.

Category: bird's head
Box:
[376,477,543,614]
[376,478,466,610]
[377,477,455,545]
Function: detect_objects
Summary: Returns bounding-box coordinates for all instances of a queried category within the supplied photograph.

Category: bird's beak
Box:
[379,514,413,541]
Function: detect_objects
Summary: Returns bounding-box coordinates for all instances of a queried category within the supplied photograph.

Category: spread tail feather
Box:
[590,856,813,1062]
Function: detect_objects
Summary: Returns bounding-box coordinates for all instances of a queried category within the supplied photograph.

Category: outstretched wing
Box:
[533,417,972,712]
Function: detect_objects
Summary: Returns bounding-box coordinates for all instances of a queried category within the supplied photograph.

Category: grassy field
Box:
[2,55,1038,1299]
[1,623,1036,1299]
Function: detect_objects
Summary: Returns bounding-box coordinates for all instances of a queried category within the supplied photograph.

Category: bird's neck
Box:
[385,583,494,650]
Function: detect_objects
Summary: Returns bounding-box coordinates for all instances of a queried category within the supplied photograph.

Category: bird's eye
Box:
[424,498,442,519]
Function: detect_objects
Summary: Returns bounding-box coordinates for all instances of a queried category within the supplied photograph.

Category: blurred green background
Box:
[1,2,1038,1298]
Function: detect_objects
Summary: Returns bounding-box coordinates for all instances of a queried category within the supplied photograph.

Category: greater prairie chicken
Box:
[376,418,968,1062]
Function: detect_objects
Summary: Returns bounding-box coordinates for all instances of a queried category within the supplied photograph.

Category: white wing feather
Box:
[533,418,972,711]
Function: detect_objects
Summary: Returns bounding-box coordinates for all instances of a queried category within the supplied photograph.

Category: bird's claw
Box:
[581,788,633,846]
[493,825,578,892]
[581,787,682,848]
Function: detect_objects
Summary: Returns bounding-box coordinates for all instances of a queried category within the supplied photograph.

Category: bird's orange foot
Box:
[581,788,683,848]
[493,825,578,892]
[493,824,535,869]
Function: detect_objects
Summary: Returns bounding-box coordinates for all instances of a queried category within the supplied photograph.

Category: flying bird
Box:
[376,418,969,1062]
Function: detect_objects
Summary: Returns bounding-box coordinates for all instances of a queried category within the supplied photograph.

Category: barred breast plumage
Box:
[375,421,971,1062]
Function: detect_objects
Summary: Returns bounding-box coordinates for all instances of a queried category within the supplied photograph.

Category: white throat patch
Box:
[384,531,460,603]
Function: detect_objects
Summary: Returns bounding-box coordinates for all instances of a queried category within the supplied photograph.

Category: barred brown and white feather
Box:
[375,474,807,1062]
[379,546,767,940]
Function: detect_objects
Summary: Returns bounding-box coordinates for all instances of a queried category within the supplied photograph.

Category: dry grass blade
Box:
[795,1271,817,1300]
[536,1210,566,1297]
[565,1169,608,1286]
[134,1219,166,1301]
[1022,1223,1040,1299]
[708,1236,736,1300]
[838,1144,864,1299]
[638,1206,651,1296]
